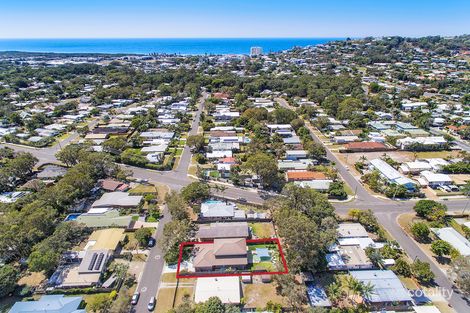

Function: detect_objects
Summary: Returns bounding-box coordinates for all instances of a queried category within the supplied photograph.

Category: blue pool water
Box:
[64,213,81,221]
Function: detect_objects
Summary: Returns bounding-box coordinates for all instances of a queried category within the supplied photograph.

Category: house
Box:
[197,222,249,241]
[99,179,129,192]
[419,171,452,187]
[37,165,68,180]
[396,122,418,132]
[350,270,412,308]
[326,244,373,270]
[343,142,388,153]
[49,229,124,288]
[368,121,391,131]
[396,136,447,150]
[432,227,470,256]
[370,159,416,190]
[294,180,333,191]
[75,209,132,228]
[285,150,308,160]
[91,192,143,209]
[199,201,246,220]
[193,238,248,271]
[306,283,332,308]
[337,223,369,238]
[278,159,316,171]
[8,295,85,313]
[194,276,241,304]
[332,135,359,144]
[401,101,428,111]
[399,161,433,175]
[286,171,327,182]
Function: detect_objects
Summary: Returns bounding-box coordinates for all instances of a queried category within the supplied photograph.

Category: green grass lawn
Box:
[175,148,183,156]
[249,223,275,238]
[129,184,157,194]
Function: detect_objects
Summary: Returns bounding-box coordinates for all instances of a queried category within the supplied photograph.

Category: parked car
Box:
[148,237,156,247]
[148,297,156,311]
[237,197,247,203]
[131,292,140,305]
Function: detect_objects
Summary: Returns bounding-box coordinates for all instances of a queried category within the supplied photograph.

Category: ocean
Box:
[0,38,343,55]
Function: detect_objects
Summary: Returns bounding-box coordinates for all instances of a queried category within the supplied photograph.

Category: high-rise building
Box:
[250,46,263,56]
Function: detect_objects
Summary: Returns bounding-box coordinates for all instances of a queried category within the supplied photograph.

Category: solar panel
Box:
[94,253,104,270]
[88,253,97,271]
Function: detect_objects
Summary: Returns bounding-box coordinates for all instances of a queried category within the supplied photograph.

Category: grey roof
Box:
[78,249,110,274]
[37,165,68,179]
[92,192,142,208]
[9,295,85,313]
[197,222,249,239]
[76,210,132,228]
[306,282,332,307]
[351,270,412,303]
[201,201,236,218]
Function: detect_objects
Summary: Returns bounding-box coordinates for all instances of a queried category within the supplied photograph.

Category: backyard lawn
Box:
[249,223,275,238]
[243,283,286,309]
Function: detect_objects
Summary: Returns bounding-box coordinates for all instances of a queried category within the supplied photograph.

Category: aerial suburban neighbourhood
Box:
[0,3,470,313]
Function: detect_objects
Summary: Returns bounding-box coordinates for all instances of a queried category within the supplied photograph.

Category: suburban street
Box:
[131,204,170,313]
[2,96,470,312]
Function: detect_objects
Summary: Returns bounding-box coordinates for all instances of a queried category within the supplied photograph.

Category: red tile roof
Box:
[286,171,327,181]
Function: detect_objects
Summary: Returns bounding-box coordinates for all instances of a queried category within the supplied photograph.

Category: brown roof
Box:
[286,171,327,181]
[193,238,247,269]
[345,142,386,150]
[209,130,236,137]
[100,179,125,191]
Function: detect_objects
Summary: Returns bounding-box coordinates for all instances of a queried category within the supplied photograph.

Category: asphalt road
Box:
[2,97,470,311]
[131,204,170,313]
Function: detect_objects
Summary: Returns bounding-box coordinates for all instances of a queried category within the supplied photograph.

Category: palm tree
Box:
[360,282,375,305]
[326,282,344,305]
[346,276,363,304]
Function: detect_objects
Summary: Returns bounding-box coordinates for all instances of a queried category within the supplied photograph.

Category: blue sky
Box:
[0,0,468,38]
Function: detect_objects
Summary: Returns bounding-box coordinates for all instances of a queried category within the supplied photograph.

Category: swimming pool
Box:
[64,213,81,221]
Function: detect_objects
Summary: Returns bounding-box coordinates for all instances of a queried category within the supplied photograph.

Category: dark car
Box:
[147,296,156,311]
[237,197,247,203]
[148,237,156,247]
[131,292,140,305]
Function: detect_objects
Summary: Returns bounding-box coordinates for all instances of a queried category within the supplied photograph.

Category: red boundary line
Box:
[176,238,288,279]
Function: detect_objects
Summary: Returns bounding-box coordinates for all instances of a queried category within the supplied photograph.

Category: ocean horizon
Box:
[0,38,345,55]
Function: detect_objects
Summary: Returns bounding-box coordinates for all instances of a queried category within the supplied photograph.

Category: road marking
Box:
[155,255,161,260]
[141,286,147,292]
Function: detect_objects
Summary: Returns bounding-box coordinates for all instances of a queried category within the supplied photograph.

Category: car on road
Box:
[131,292,140,305]
[237,197,247,203]
[147,297,156,311]
[148,237,156,247]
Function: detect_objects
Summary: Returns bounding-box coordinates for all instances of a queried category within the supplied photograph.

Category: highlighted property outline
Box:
[176,238,289,279]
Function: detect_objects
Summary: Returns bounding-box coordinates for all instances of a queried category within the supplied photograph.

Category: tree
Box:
[328,181,347,200]
[109,287,131,313]
[413,200,447,220]
[186,135,205,152]
[55,144,85,167]
[181,182,210,203]
[365,247,384,268]
[0,265,18,297]
[77,125,89,137]
[304,141,326,160]
[102,137,127,154]
[243,152,279,188]
[412,260,435,284]
[87,293,112,312]
[159,220,191,263]
[135,227,153,247]
[448,256,470,297]
[166,191,189,221]
[410,222,430,242]
[274,273,308,311]
[326,282,344,305]
[431,240,452,258]
[392,258,412,277]
[195,297,225,313]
